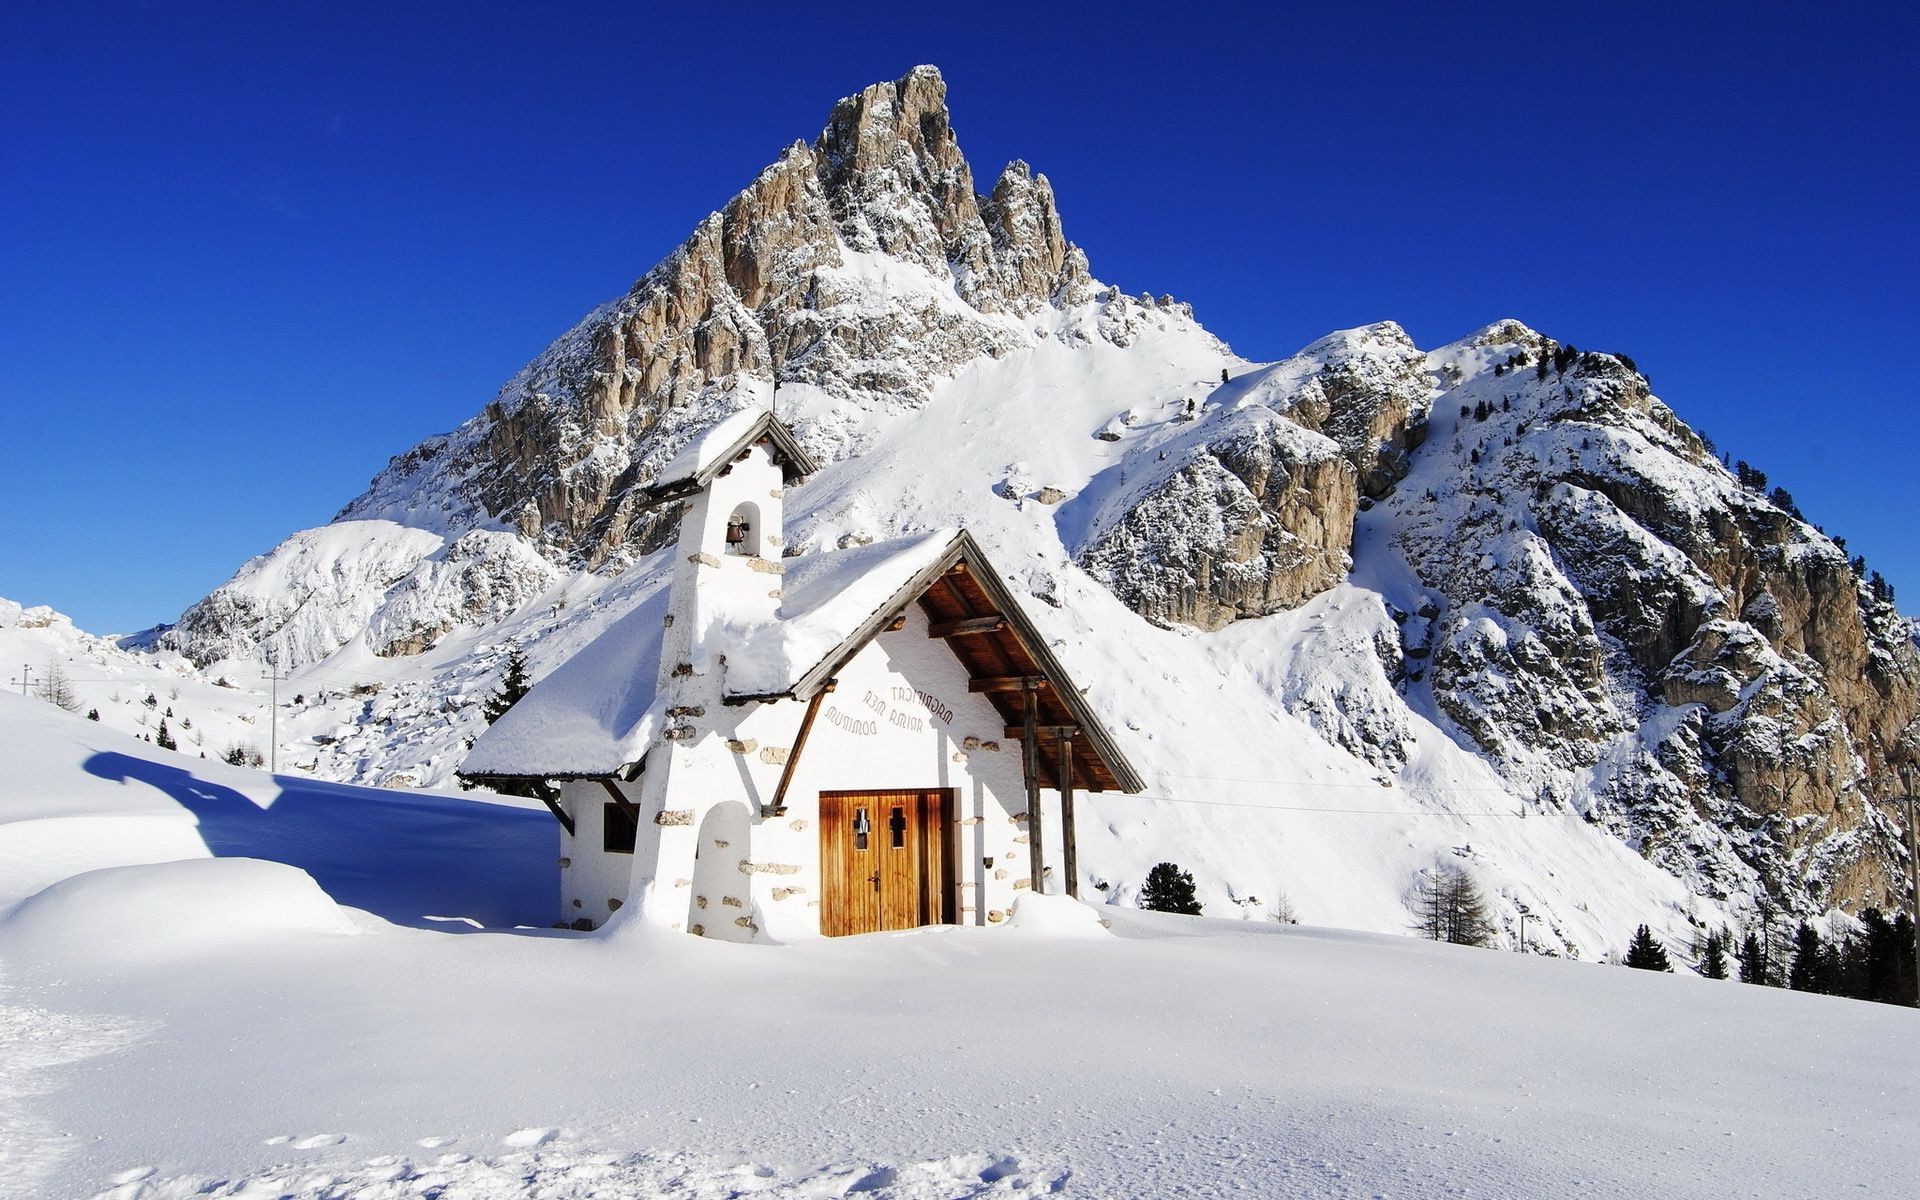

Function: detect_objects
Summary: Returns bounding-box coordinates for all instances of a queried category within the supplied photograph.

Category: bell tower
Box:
[644,410,815,690]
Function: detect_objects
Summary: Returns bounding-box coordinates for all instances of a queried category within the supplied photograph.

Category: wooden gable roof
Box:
[762,530,1144,795]
[638,410,819,507]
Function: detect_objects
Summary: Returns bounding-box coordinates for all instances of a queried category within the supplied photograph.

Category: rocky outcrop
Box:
[338,66,1097,576]
[1380,327,1920,915]
[365,531,562,658]
[174,67,1115,668]
[1078,409,1356,630]
[1242,322,1431,498]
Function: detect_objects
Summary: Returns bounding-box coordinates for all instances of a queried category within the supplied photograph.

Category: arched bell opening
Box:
[724,501,762,557]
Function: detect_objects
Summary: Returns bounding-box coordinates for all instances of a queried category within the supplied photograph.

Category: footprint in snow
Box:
[263,1135,292,1145]
[503,1126,559,1148]
[416,1135,457,1148]
[292,1133,348,1149]
[109,1167,156,1185]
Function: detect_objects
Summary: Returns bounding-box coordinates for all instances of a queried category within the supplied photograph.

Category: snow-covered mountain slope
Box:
[110,66,1920,948]
[1,699,1914,1200]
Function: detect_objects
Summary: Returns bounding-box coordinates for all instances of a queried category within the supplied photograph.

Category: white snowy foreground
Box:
[1,692,1914,1200]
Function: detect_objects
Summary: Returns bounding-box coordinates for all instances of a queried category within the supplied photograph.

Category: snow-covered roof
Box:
[641,409,819,506]
[458,586,674,779]
[460,532,956,779]
[461,528,1143,792]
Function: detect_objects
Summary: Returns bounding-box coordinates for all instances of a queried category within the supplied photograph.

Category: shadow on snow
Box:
[82,752,556,931]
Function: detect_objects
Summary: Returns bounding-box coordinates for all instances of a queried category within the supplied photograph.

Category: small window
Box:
[854,806,870,851]
[604,802,637,854]
[889,805,907,849]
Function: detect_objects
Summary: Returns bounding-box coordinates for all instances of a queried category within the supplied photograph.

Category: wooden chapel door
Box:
[819,789,950,937]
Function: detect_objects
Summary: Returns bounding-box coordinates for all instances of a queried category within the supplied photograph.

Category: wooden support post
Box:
[1058,729,1078,899]
[1023,681,1045,896]
[1905,765,1920,1008]
[530,781,575,837]
[766,685,830,817]
[598,778,639,825]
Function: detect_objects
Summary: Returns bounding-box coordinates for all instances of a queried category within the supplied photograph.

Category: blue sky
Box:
[2,2,1915,633]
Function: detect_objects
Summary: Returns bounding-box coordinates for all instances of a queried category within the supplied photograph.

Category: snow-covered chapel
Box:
[460,410,1142,940]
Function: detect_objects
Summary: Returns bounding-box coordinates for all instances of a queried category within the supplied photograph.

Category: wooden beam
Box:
[765,685,829,817]
[927,615,1006,638]
[970,675,1046,693]
[530,781,575,837]
[1005,724,1080,740]
[1058,730,1079,899]
[1024,683,1045,897]
[598,778,638,825]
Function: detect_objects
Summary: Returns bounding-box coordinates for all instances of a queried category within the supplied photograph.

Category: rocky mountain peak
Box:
[171,67,1115,667]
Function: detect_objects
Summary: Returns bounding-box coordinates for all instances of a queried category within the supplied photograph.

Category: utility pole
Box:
[13,665,33,697]
[1517,910,1529,954]
[1903,765,1920,1007]
[266,653,280,775]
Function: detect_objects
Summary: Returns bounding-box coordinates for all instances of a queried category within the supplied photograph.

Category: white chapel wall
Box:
[606,601,1049,940]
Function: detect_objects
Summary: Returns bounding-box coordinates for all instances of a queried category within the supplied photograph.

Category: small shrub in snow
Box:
[86,708,100,721]
[223,742,265,768]
[1139,862,1202,915]
[1624,924,1671,971]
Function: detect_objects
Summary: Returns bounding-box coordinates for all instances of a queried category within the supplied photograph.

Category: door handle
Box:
[870,871,880,891]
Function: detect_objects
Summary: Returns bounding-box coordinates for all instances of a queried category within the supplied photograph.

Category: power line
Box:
[1083,789,1533,818]
[1157,768,1531,798]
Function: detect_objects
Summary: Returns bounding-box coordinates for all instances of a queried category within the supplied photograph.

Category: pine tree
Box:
[483,650,532,725]
[1738,931,1768,984]
[1893,914,1919,1006]
[1789,921,1829,993]
[154,719,177,751]
[1699,930,1730,979]
[1139,862,1202,915]
[1855,909,1900,1003]
[1624,924,1671,971]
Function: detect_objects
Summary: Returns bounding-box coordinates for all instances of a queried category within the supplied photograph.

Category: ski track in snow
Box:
[89,1146,1067,1200]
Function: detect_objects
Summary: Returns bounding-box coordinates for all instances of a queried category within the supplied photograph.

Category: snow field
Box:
[0,695,1916,1197]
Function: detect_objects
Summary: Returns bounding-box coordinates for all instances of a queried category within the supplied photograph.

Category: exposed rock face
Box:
[1078,409,1356,630]
[364,531,561,659]
[339,66,1093,574]
[1242,321,1432,498]
[1074,323,1421,631]
[1376,326,1920,915]
[169,66,1105,668]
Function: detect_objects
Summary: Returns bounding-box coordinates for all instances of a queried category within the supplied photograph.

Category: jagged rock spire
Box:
[326,66,1095,572]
